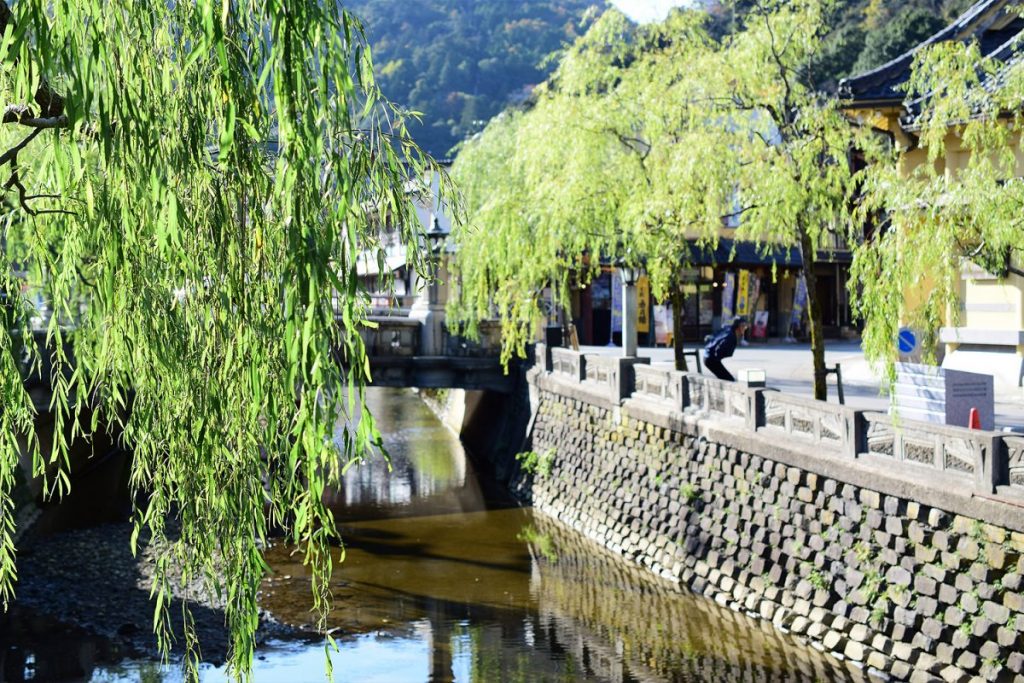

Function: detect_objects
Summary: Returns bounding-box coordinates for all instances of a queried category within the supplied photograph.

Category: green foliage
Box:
[449,1,874,400]
[807,567,828,591]
[0,0,445,678]
[680,483,700,503]
[516,448,555,477]
[346,0,600,156]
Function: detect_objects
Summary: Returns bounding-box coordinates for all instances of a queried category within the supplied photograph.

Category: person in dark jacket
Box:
[703,316,748,381]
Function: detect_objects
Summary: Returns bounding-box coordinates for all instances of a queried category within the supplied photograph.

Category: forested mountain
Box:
[348,0,977,157]
[347,0,603,156]
[706,0,977,87]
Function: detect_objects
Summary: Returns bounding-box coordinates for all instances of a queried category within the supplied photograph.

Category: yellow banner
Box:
[735,270,751,317]
[637,275,650,333]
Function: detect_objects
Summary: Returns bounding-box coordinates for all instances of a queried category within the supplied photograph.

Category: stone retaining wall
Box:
[522,364,1024,682]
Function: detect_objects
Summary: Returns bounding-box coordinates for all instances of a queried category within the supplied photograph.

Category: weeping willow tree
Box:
[447,9,734,368]
[450,1,872,399]
[448,10,647,365]
[0,0,443,678]
[680,0,878,400]
[851,38,1024,377]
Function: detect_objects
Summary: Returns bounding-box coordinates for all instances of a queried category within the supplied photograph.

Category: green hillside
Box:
[706,0,977,86]
[348,0,978,156]
[347,0,603,157]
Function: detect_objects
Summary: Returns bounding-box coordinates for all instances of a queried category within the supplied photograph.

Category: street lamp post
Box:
[410,215,449,356]
[618,261,641,358]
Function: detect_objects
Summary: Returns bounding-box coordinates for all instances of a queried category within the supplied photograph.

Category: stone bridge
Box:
[352,314,514,393]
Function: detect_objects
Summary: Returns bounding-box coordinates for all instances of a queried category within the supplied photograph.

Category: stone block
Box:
[1003,589,1024,614]
[941,664,970,682]
[984,544,1009,570]
[928,508,950,529]
[997,625,1019,648]
[867,650,891,672]
[915,575,938,597]
[915,543,939,564]
[885,517,904,536]
[890,661,913,680]
[921,617,945,641]
[861,489,881,509]
[982,600,1010,625]
[943,606,966,628]
[870,633,893,655]
[891,639,915,663]
[844,640,865,662]
[916,596,939,617]
[971,616,996,639]
[886,565,913,587]
[934,642,956,665]
[849,606,871,623]
[956,537,980,562]
[969,563,993,584]
[894,606,919,627]
[866,509,884,529]
[954,573,974,594]
[981,524,1005,545]
[954,650,978,673]
[950,627,972,650]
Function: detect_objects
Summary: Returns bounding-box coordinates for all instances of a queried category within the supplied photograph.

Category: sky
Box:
[610,0,697,23]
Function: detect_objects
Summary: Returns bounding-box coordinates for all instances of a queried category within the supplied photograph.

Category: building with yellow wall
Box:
[840,0,1024,391]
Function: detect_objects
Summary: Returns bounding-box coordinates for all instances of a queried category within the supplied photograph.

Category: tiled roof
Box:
[839,0,1024,107]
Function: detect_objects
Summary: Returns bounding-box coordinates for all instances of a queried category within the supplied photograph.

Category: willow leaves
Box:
[0,0,442,678]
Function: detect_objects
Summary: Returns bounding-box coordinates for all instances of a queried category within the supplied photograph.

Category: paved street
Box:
[581,340,1024,431]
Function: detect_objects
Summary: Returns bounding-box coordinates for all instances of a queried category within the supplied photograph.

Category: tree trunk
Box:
[670,285,688,371]
[799,231,827,401]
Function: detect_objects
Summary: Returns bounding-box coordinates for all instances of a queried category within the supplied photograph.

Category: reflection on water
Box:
[260,388,868,682]
[324,389,473,516]
[6,388,870,681]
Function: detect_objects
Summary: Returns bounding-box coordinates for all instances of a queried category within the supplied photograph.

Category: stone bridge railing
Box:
[359,316,420,357]
[355,314,503,359]
[535,344,1023,501]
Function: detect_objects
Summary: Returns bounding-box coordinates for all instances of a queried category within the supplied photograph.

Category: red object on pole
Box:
[969,407,981,430]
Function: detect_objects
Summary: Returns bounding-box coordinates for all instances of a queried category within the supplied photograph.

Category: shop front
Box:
[569,240,856,347]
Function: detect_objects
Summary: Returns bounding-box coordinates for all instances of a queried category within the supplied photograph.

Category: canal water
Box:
[4,388,869,681]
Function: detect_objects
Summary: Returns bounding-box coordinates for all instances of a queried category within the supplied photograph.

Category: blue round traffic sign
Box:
[898,327,917,354]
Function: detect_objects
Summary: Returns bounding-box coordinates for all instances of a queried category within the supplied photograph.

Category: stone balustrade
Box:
[684,373,759,429]
[550,347,586,382]
[359,316,420,357]
[583,354,650,402]
[1007,435,1024,495]
[760,390,860,459]
[632,364,686,411]
[532,352,1024,501]
[860,412,1002,494]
